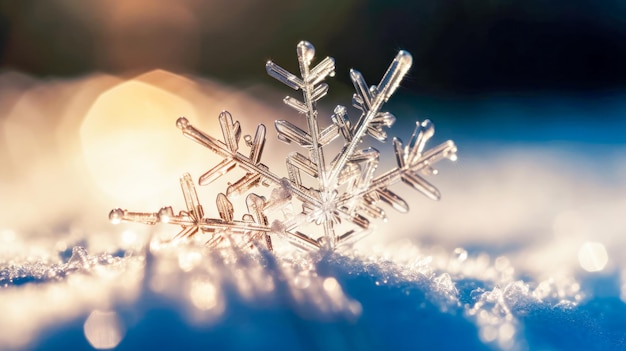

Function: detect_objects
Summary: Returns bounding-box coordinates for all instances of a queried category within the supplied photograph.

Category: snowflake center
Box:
[316,190,340,224]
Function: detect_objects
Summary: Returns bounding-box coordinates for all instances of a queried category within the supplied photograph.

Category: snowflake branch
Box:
[340,120,457,214]
[176,115,323,209]
[109,173,274,248]
[327,50,413,188]
[267,41,337,192]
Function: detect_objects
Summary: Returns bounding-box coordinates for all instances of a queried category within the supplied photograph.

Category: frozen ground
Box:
[0,71,625,350]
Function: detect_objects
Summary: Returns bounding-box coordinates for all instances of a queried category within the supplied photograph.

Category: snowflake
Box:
[109,41,457,251]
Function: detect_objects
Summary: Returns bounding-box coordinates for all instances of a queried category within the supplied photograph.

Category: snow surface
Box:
[1,225,625,351]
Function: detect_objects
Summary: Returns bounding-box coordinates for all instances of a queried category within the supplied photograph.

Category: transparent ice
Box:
[109,41,457,251]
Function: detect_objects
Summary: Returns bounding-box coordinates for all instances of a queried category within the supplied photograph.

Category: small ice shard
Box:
[65,246,91,271]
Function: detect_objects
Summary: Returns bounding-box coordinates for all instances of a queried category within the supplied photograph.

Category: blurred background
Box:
[1,0,625,150]
[0,0,624,242]
[2,0,626,94]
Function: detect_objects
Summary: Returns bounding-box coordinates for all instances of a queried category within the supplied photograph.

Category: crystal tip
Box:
[395,50,413,67]
[158,207,174,223]
[176,117,189,129]
[297,40,315,64]
[109,208,124,224]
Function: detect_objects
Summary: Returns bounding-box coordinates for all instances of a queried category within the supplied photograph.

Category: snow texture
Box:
[1,232,624,351]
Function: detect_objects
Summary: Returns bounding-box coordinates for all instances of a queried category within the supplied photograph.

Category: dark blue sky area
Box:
[1,0,625,134]
[1,1,626,95]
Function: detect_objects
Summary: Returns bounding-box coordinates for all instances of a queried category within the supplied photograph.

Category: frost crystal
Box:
[110,41,457,251]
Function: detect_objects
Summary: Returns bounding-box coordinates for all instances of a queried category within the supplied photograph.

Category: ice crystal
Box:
[110,41,457,251]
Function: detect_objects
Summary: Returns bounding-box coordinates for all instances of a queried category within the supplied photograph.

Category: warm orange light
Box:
[80,75,203,206]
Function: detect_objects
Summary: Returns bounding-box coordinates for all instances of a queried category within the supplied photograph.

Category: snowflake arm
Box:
[109,173,273,247]
[175,115,323,209]
[177,113,268,198]
[267,41,337,192]
[109,173,205,240]
[341,120,458,216]
[326,50,412,187]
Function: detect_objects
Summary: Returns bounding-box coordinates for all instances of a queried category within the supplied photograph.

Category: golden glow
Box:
[498,323,515,348]
[322,277,339,292]
[293,271,312,289]
[578,242,608,272]
[83,310,125,350]
[80,76,199,205]
[178,251,202,272]
[189,278,220,311]
[120,230,139,249]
